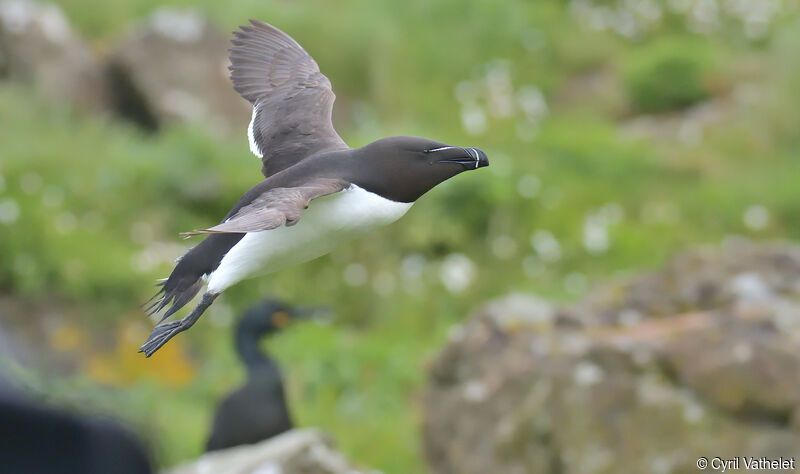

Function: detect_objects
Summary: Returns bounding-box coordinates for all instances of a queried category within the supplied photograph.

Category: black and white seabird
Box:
[140,20,489,356]
[205,299,310,452]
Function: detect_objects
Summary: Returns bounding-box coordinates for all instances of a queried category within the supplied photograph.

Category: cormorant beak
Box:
[427,146,489,169]
[291,305,333,322]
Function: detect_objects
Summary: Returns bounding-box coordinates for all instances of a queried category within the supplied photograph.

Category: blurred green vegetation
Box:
[2,0,800,472]
[623,36,715,113]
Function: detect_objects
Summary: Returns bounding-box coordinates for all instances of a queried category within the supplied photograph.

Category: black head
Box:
[236,299,314,338]
[350,136,489,203]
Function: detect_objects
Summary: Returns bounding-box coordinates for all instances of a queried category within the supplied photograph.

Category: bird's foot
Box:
[139,292,217,358]
[139,321,184,357]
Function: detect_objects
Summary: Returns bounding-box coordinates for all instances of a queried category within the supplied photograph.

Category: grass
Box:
[2,0,800,471]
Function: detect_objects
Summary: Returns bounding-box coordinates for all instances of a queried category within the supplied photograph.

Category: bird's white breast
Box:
[206,185,412,293]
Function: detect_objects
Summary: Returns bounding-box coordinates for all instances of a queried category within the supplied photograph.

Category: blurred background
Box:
[1,0,799,472]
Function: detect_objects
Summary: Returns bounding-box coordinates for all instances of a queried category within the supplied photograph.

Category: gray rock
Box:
[167,429,368,474]
[576,240,800,324]
[0,0,109,111]
[107,8,250,134]
[424,242,800,474]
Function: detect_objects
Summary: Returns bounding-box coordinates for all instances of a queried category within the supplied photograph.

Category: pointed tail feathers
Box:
[143,276,203,323]
[142,233,245,321]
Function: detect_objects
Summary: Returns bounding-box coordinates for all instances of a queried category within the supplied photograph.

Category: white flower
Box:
[743,205,769,230]
[439,254,477,293]
[530,230,561,262]
[343,263,368,287]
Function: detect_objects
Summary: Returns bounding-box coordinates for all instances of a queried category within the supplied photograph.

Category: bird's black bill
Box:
[436,147,489,169]
[291,305,333,322]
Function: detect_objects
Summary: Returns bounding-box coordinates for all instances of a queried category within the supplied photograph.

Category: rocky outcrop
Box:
[107,8,250,133]
[424,242,800,474]
[0,0,109,111]
[167,429,368,474]
[0,3,253,132]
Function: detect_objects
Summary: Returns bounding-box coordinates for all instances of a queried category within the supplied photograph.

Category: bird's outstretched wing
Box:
[181,178,349,236]
[230,20,348,178]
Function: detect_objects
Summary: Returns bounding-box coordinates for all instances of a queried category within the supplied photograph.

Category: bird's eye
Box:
[422,149,431,154]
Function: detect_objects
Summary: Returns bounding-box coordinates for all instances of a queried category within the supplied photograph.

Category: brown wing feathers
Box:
[180,179,349,237]
[229,20,347,178]
[229,20,319,103]
[171,21,353,239]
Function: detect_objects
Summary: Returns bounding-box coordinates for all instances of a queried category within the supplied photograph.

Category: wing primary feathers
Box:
[228,19,348,177]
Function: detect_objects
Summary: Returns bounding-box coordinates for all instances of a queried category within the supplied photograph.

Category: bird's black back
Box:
[204,373,292,451]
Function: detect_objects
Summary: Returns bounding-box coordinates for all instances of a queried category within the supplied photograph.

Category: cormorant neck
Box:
[235,327,278,374]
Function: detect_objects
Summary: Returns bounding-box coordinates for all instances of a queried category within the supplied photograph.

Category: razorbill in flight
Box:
[140,20,489,356]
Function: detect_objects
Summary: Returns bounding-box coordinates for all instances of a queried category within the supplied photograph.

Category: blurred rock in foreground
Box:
[108,8,250,133]
[424,242,800,474]
[167,429,368,474]
[0,0,110,111]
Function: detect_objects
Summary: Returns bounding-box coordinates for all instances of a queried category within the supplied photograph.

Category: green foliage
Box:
[2,1,800,472]
[623,37,716,113]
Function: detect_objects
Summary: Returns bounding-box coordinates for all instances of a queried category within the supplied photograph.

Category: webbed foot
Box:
[139,321,184,357]
[139,292,218,357]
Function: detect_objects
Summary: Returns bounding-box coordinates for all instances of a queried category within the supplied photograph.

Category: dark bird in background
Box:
[0,372,152,474]
[205,299,313,452]
[139,20,489,356]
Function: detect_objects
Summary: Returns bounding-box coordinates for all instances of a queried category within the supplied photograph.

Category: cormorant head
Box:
[236,299,319,337]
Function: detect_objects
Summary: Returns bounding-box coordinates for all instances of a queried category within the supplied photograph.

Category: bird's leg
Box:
[139,292,218,357]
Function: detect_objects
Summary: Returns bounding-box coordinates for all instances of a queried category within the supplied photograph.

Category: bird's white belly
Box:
[206,185,412,293]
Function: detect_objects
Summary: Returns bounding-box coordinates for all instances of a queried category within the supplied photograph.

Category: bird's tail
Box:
[142,273,204,323]
[142,233,243,322]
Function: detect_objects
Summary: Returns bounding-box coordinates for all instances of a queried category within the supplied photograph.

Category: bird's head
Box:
[352,136,489,203]
[237,299,321,337]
